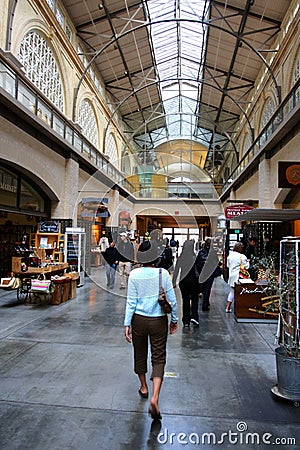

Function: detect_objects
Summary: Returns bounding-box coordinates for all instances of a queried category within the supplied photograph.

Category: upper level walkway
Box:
[0,268,299,449]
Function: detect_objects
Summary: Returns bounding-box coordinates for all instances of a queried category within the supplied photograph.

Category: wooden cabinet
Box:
[31,232,64,262]
[234,281,278,323]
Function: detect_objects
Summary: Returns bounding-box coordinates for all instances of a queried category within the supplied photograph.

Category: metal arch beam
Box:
[98,0,157,151]
[101,75,253,153]
[72,16,281,140]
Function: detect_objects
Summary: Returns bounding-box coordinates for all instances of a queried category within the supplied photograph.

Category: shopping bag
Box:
[239,265,251,279]
[31,279,53,294]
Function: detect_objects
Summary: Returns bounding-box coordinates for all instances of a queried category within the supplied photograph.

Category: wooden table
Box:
[13,263,69,303]
[13,263,69,279]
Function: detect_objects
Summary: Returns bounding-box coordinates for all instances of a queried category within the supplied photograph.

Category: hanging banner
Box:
[224,205,254,220]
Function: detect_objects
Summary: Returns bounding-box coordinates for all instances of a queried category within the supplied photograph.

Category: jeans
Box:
[106,264,117,288]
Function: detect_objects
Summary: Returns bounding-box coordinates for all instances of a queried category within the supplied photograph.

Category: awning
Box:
[234,208,300,222]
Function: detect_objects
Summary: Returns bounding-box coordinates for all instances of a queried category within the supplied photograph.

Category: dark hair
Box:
[233,242,244,253]
[137,240,159,265]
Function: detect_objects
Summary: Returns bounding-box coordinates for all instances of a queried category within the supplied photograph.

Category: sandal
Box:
[138,387,149,399]
[148,405,162,420]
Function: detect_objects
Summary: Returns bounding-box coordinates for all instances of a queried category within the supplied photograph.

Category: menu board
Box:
[39,221,60,233]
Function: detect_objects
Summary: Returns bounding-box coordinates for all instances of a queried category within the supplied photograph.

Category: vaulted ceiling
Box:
[62,0,291,180]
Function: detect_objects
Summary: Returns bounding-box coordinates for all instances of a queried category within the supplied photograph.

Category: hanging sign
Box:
[278,162,300,188]
[224,205,254,220]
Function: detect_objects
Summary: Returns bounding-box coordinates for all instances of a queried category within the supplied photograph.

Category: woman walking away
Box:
[172,240,200,327]
[124,240,178,421]
[226,242,249,313]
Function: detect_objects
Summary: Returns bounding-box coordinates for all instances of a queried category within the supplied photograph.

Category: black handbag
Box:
[158,268,172,314]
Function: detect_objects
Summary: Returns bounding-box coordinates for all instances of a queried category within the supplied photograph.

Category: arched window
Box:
[260,97,276,132]
[105,133,118,164]
[78,99,98,148]
[242,132,252,156]
[18,31,64,111]
[292,49,300,85]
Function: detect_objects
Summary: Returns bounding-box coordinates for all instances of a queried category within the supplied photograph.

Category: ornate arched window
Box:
[78,99,98,148]
[242,132,252,156]
[105,132,118,163]
[292,49,300,85]
[260,97,276,132]
[18,31,64,111]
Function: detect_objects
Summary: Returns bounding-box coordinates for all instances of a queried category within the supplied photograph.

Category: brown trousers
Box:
[131,314,168,380]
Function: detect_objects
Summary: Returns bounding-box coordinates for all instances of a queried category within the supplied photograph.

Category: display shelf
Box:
[31,232,65,262]
[279,237,300,349]
[64,227,86,285]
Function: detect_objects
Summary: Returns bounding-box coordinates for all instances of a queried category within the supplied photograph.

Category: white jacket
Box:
[227,250,249,287]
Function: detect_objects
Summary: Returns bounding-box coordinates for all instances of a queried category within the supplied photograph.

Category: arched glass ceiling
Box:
[67,0,290,181]
[143,0,209,146]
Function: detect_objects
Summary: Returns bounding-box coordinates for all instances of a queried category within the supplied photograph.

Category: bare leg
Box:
[149,376,162,417]
[138,373,148,394]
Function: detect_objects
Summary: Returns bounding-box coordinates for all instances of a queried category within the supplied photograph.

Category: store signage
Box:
[81,198,109,218]
[224,204,254,220]
[278,162,300,188]
[0,182,17,193]
[39,221,60,233]
[240,286,269,295]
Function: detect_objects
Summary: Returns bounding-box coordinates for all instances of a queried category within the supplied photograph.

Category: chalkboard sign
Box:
[39,221,60,233]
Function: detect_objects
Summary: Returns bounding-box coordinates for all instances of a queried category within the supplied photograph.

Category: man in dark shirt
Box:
[102,241,120,289]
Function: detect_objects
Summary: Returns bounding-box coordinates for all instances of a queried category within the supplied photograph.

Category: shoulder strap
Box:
[159,267,163,293]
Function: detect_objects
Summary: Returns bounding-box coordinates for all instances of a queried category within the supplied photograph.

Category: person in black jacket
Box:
[102,241,120,289]
[172,240,200,327]
[157,239,174,273]
[196,238,219,311]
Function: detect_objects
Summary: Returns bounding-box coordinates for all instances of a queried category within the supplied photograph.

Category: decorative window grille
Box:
[293,51,300,84]
[18,31,64,111]
[243,132,251,155]
[45,0,54,10]
[65,25,72,41]
[55,5,64,28]
[106,133,118,163]
[78,99,98,148]
[260,97,276,131]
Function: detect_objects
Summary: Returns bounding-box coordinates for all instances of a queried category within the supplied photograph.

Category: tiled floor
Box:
[0,268,299,449]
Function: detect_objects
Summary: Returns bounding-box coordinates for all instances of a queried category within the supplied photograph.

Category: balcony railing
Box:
[0,53,135,194]
[222,78,300,193]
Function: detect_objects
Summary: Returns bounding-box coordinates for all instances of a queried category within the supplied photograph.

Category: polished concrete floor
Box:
[0,267,299,450]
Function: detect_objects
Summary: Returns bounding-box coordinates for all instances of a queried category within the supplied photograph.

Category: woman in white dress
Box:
[226,242,249,313]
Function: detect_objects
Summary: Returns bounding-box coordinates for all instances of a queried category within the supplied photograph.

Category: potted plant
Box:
[271,237,300,407]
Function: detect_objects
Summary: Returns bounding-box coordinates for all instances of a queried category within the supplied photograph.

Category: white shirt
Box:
[227,250,249,287]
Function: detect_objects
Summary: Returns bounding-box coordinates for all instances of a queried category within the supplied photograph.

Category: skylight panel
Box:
[147,0,208,142]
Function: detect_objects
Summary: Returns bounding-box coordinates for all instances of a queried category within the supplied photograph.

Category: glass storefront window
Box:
[0,168,17,207]
[20,180,45,212]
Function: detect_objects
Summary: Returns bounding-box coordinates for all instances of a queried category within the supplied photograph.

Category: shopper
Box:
[116,232,134,289]
[124,240,178,421]
[245,237,258,280]
[226,242,249,313]
[196,238,219,312]
[101,241,119,289]
[157,238,174,273]
[99,232,109,266]
[172,239,200,327]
